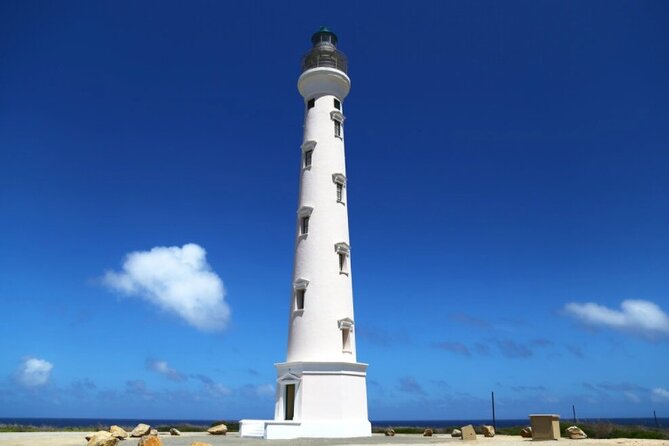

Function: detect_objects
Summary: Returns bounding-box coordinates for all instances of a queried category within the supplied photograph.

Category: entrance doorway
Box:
[284,384,295,420]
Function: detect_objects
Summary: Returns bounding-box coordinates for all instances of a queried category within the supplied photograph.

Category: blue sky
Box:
[1,0,668,421]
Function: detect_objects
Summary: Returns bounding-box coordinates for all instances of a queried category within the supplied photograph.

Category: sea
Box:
[0,417,666,429]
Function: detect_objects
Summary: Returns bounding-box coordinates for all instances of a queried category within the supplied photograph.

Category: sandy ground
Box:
[0,433,668,446]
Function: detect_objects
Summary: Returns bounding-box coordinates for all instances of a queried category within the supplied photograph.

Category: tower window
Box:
[295,289,305,310]
[301,216,309,235]
[338,318,354,353]
[338,252,348,274]
[334,98,341,110]
[332,173,346,204]
[307,98,315,109]
[342,328,351,351]
[334,120,341,138]
[304,149,313,168]
[293,278,309,312]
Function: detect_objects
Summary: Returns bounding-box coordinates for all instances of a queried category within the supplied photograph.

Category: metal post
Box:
[572,405,576,424]
[491,391,496,430]
[654,410,659,428]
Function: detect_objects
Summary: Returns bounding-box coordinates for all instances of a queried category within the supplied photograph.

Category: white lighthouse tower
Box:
[240,28,371,440]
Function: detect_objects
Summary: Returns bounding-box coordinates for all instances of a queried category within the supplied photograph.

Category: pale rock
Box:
[138,435,163,446]
[423,428,433,437]
[566,426,587,439]
[150,428,158,436]
[384,428,395,436]
[207,423,228,435]
[451,429,462,438]
[130,423,151,437]
[481,425,495,437]
[109,425,128,439]
[86,432,118,446]
[169,428,181,436]
[85,431,111,441]
[521,426,533,438]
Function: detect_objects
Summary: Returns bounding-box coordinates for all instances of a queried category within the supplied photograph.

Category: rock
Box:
[451,429,462,438]
[384,428,395,436]
[138,436,163,446]
[109,425,128,439]
[150,428,159,436]
[169,428,181,436]
[85,431,111,441]
[481,425,495,437]
[86,432,118,446]
[461,424,477,441]
[521,426,533,438]
[207,423,228,435]
[190,443,212,446]
[130,423,151,437]
[565,426,587,439]
[423,428,433,437]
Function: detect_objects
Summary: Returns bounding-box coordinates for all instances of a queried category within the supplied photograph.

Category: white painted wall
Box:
[286,67,357,363]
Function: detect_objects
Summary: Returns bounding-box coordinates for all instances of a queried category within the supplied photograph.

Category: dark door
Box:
[285,384,295,420]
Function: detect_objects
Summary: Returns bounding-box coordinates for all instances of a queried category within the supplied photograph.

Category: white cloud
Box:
[103,243,230,332]
[652,387,669,402]
[15,357,53,387]
[564,299,669,337]
[146,359,186,382]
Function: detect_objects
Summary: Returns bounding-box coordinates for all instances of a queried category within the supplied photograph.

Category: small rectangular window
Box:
[307,98,315,109]
[338,252,348,274]
[336,183,343,202]
[342,328,351,351]
[295,289,305,310]
[304,150,313,168]
[301,216,309,235]
[334,120,341,138]
[334,98,341,110]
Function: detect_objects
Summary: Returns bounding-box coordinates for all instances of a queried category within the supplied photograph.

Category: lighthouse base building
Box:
[240,28,371,439]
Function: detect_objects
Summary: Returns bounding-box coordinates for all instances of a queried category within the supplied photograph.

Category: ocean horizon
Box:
[0,417,666,429]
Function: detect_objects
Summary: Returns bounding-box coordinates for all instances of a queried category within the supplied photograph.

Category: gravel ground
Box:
[0,433,668,446]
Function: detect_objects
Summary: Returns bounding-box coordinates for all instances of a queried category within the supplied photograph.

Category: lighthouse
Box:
[240,28,371,439]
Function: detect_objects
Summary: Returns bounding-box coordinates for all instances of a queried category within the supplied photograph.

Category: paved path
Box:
[0,433,667,446]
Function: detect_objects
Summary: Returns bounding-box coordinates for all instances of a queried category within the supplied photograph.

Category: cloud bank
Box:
[103,243,230,332]
[564,299,669,337]
[15,357,53,387]
[652,388,669,402]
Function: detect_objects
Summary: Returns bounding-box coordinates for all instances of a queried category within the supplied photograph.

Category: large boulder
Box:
[521,426,533,438]
[130,423,151,437]
[423,428,433,437]
[384,428,395,436]
[86,432,118,446]
[207,424,228,435]
[85,431,111,441]
[169,428,181,436]
[451,429,462,438]
[138,435,163,446]
[565,426,587,439]
[109,425,128,439]
[150,428,159,436]
[461,424,477,441]
[481,425,495,437]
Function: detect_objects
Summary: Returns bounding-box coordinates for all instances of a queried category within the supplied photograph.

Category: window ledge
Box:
[302,166,312,171]
[298,234,308,240]
[339,271,349,276]
[293,309,305,315]
[337,200,346,206]
[342,349,352,354]
[334,135,343,140]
